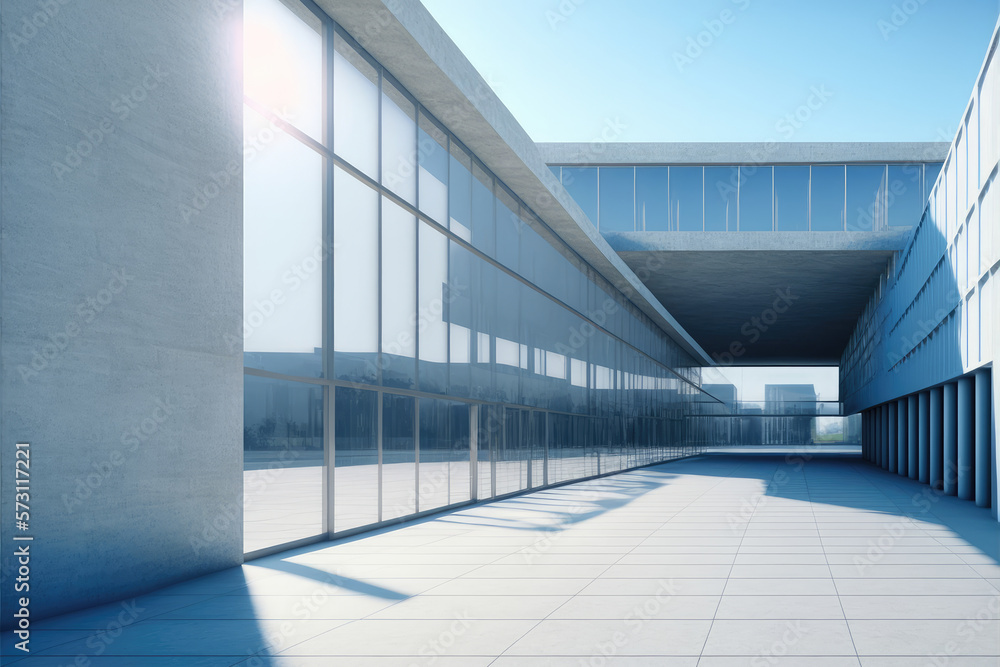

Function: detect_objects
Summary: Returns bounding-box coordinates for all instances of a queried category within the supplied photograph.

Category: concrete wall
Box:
[0,0,244,625]
[843,18,1000,517]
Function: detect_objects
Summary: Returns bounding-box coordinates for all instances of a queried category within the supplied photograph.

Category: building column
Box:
[908,394,918,479]
[897,397,907,477]
[957,376,975,501]
[874,407,881,467]
[943,382,958,496]
[919,390,930,483]
[888,401,898,474]
[930,386,943,489]
[974,369,991,508]
[882,403,889,469]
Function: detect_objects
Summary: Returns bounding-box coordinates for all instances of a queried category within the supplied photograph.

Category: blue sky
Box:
[419,0,1000,142]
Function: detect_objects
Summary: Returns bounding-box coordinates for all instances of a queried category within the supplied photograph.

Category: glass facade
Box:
[552,163,944,232]
[243,0,718,554]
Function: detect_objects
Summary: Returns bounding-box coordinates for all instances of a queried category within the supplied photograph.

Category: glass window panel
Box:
[244,375,324,553]
[598,167,635,231]
[334,386,378,531]
[738,166,772,231]
[773,166,809,231]
[418,221,449,393]
[333,32,378,178]
[244,104,323,377]
[381,78,417,204]
[495,185,520,270]
[472,162,495,255]
[704,167,738,231]
[333,166,378,383]
[888,164,923,227]
[449,144,472,240]
[419,398,470,511]
[925,162,943,200]
[811,165,845,231]
[417,112,448,224]
[381,197,416,389]
[562,167,598,225]
[669,167,703,231]
[496,337,520,367]
[635,167,669,231]
[846,165,887,231]
[244,0,323,142]
[548,165,561,181]
[381,393,415,520]
[494,408,526,496]
[447,241,473,396]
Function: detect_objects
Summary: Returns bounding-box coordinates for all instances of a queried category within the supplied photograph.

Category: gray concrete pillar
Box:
[897,397,907,476]
[943,382,958,496]
[908,394,918,479]
[863,410,870,461]
[919,390,930,483]
[973,369,991,507]
[881,404,889,469]
[930,386,943,489]
[888,401,898,474]
[957,376,975,501]
[885,404,892,469]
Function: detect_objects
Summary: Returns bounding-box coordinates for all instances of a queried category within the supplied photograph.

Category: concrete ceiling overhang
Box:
[607,231,914,365]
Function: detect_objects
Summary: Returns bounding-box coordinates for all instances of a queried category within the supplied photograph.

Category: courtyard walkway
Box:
[4,452,999,665]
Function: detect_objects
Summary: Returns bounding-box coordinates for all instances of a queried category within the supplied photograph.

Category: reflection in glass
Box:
[334,166,378,383]
[334,386,378,531]
[381,197,417,388]
[419,398,470,511]
[381,394,415,520]
[599,167,635,231]
[449,144,473,241]
[495,185,520,270]
[925,162,943,200]
[811,165,845,231]
[738,166,772,231]
[670,167,703,231]
[244,0,323,141]
[847,165,887,231]
[244,104,323,377]
[888,164,923,227]
[418,221,449,393]
[472,162,495,255]
[562,167,598,225]
[774,166,809,231]
[382,78,417,204]
[704,167,737,231]
[244,374,324,553]
[333,32,378,178]
[636,167,669,231]
[418,113,448,224]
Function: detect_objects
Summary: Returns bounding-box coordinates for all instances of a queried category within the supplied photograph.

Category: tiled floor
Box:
[4,453,1000,666]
